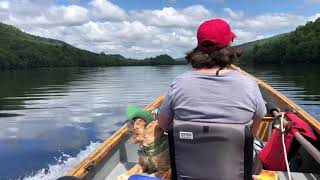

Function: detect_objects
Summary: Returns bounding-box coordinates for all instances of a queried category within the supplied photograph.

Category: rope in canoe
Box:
[280,112,292,180]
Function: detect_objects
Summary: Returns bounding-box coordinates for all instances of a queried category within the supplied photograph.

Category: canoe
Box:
[66,65,320,180]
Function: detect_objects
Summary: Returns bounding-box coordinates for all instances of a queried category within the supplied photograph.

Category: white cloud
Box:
[47,5,89,25]
[0,1,9,9]
[308,13,320,21]
[0,1,10,21]
[89,0,127,21]
[245,13,305,30]
[71,20,195,58]
[225,9,306,32]
[4,2,89,27]
[223,8,244,20]
[81,21,160,45]
[131,5,212,28]
[223,9,317,45]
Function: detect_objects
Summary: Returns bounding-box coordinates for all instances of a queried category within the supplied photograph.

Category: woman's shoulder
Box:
[170,70,258,87]
[167,72,191,88]
[230,71,261,97]
[173,71,192,80]
[230,70,257,85]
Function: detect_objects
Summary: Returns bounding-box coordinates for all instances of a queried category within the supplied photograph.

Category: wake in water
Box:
[23,142,101,180]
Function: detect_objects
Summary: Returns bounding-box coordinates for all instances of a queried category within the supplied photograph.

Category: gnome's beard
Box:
[129,118,145,144]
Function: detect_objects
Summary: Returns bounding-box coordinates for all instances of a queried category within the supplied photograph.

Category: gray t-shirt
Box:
[160,70,267,125]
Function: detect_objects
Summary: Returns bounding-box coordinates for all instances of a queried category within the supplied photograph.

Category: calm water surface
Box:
[0,64,319,180]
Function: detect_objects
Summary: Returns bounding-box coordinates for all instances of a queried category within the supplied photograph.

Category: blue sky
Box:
[0,0,319,58]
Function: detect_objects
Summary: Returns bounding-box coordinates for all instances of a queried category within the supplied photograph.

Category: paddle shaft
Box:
[271,110,320,164]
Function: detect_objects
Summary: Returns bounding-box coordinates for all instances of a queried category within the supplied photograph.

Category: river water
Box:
[0,64,319,179]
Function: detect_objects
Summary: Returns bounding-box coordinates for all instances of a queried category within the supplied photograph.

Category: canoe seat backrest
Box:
[168,120,253,180]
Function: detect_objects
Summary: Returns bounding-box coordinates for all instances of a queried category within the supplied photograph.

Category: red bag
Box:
[258,112,317,171]
[285,112,317,141]
[258,127,294,171]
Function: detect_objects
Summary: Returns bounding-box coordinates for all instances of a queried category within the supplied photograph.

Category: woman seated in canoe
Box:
[158,19,267,179]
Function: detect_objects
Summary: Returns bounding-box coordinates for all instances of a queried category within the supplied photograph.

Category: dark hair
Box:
[185,41,242,72]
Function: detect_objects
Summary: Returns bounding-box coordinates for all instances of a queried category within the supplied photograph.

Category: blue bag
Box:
[128,175,164,180]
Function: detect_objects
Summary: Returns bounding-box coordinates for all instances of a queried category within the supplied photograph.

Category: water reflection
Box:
[0,66,189,179]
[0,64,319,179]
[244,63,320,116]
[0,69,81,118]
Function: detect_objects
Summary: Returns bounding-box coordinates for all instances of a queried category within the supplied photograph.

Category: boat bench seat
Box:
[277,171,320,180]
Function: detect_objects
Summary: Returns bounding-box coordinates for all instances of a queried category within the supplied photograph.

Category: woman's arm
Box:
[157,89,174,131]
[251,82,267,136]
[158,112,173,131]
[250,119,262,136]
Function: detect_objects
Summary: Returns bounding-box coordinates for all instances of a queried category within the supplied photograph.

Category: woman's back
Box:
[163,70,266,124]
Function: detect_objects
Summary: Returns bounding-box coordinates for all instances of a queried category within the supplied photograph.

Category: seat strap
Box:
[168,128,177,180]
[244,126,253,180]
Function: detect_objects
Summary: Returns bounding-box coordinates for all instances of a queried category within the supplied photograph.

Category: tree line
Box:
[240,17,320,64]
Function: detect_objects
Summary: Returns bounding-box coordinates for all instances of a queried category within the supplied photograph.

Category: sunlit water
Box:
[0,64,319,180]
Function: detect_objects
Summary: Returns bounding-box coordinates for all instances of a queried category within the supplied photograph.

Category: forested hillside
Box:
[0,23,176,69]
[240,18,320,64]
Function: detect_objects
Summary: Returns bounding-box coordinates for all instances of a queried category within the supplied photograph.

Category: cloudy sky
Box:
[0,0,319,59]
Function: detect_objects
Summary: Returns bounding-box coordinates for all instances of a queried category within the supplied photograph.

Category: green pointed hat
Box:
[126,105,154,123]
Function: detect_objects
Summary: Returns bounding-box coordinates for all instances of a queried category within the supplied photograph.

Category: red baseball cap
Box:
[197,19,236,52]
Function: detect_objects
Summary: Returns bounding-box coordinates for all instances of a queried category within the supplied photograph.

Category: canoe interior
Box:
[68,67,320,180]
[86,135,139,180]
